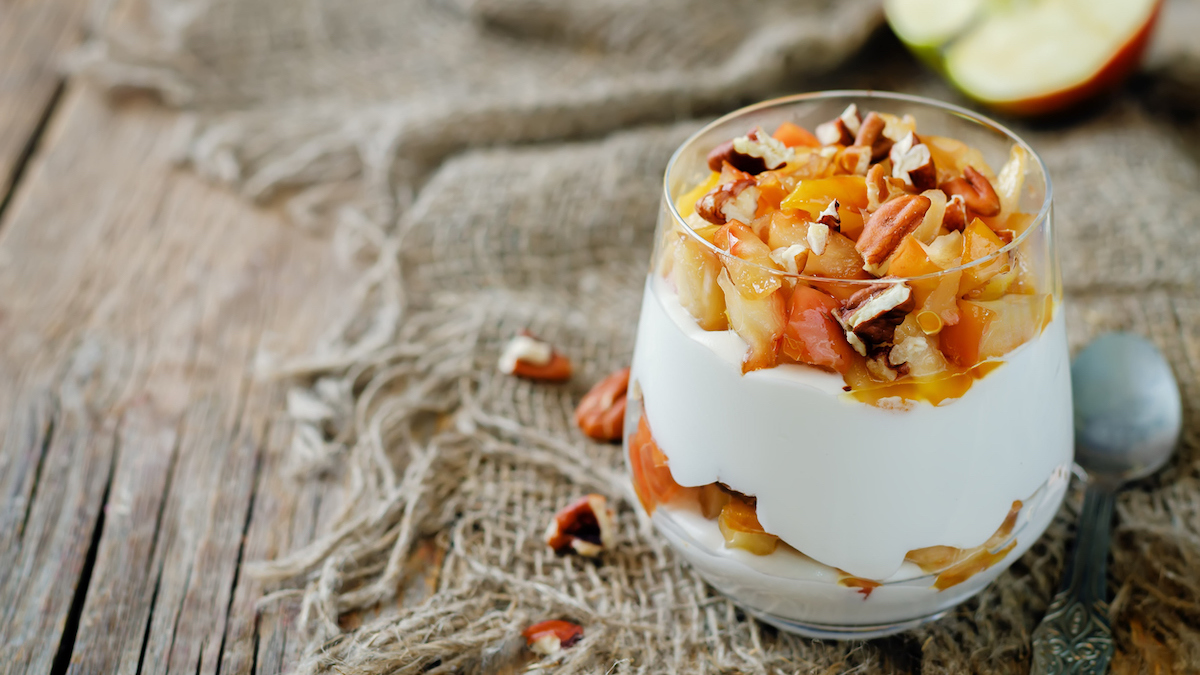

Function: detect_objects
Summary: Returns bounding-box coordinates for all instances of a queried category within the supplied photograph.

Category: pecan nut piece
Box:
[889,132,938,192]
[856,194,932,266]
[939,165,1001,217]
[574,367,630,442]
[853,112,894,161]
[836,283,915,355]
[816,199,841,233]
[500,334,573,382]
[695,178,759,225]
[836,145,872,176]
[866,163,889,210]
[706,128,791,175]
[816,104,862,146]
[544,494,616,557]
[942,194,968,231]
[523,620,583,655]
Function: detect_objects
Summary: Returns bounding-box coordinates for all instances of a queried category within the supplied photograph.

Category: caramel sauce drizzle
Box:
[848,361,1004,407]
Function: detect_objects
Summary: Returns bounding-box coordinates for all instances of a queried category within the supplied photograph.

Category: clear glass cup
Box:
[624,91,1071,639]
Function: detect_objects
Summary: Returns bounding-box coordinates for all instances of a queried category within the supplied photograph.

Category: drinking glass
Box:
[625,91,1070,639]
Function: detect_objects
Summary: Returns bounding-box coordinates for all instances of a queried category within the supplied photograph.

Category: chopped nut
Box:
[769,244,809,275]
[501,334,573,382]
[574,367,630,442]
[815,104,860,146]
[544,494,616,557]
[816,199,841,231]
[889,132,937,192]
[837,145,872,176]
[853,112,894,161]
[836,283,914,355]
[840,104,863,135]
[866,164,889,211]
[523,620,583,655]
[707,128,792,174]
[732,128,794,172]
[942,193,968,231]
[939,166,1001,217]
[695,179,760,225]
[856,194,932,267]
[807,222,830,255]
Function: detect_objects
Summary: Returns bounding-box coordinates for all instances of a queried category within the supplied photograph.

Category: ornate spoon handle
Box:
[1030,481,1116,675]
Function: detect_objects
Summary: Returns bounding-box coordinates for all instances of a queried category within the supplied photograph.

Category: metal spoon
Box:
[1031,333,1182,674]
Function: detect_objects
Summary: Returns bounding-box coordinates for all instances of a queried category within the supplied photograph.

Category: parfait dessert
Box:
[627,92,1072,638]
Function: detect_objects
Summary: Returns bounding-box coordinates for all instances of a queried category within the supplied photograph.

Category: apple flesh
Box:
[887,0,1162,116]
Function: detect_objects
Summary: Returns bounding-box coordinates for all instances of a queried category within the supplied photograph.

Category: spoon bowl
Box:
[1071,333,1182,483]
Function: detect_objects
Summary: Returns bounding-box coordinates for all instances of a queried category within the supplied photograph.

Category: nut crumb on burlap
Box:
[72,0,1200,672]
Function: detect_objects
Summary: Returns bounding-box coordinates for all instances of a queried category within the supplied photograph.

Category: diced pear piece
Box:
[718,269,786,373]
[672,233,728,331]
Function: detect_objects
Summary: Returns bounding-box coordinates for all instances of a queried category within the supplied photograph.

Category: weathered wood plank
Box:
[0,0,89,206]
[0,81,358,674]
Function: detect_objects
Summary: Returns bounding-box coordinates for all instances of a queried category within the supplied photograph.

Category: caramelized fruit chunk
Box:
[974,294,1050,359]
[677,172,720,218]
[939,299,995,367]
[715,221,784,298]
[959,218,1009,294]
[803,231,870,280]
[782,285,858,374]
[697,483,732,519]
[781,176,869,216]
[718,496,779,556]
[718,269,786,373]
[628,414,685,513]
[773,121,821,148]
[672,233,728,331]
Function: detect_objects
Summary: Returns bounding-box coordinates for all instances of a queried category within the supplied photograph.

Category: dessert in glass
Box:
[625,91,1071,639]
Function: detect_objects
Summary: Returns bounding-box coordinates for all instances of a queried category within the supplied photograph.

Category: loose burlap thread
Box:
[75,0,1200,672]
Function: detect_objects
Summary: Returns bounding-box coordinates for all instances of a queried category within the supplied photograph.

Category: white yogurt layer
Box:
[631,276,1073,580]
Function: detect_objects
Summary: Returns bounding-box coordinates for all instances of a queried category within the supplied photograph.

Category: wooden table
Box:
[0,4,361,673]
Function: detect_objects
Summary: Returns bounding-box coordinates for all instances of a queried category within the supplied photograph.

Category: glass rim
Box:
[662,90,1055,287]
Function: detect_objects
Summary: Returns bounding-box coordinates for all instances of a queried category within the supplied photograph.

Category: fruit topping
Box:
[782,285,858,373]
[662,106,1051,404]
[628,414,686,513]
[772,121,821,148]
[718,268,786,373]
[715,221,784,298]
[671,232,728,331]
[718,494,779,556]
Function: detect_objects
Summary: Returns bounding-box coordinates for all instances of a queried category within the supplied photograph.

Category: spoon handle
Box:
[1030,481,1116,675]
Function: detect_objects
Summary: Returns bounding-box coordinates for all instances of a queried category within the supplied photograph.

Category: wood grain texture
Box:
[0,83,358,674]
[0,0,89,205]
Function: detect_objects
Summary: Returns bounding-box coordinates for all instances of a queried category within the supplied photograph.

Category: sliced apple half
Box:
[889,0,1162,116]
[885,0,983,61]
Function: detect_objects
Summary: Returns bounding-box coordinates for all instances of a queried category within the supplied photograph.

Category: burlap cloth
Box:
[75,0,1200,672]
